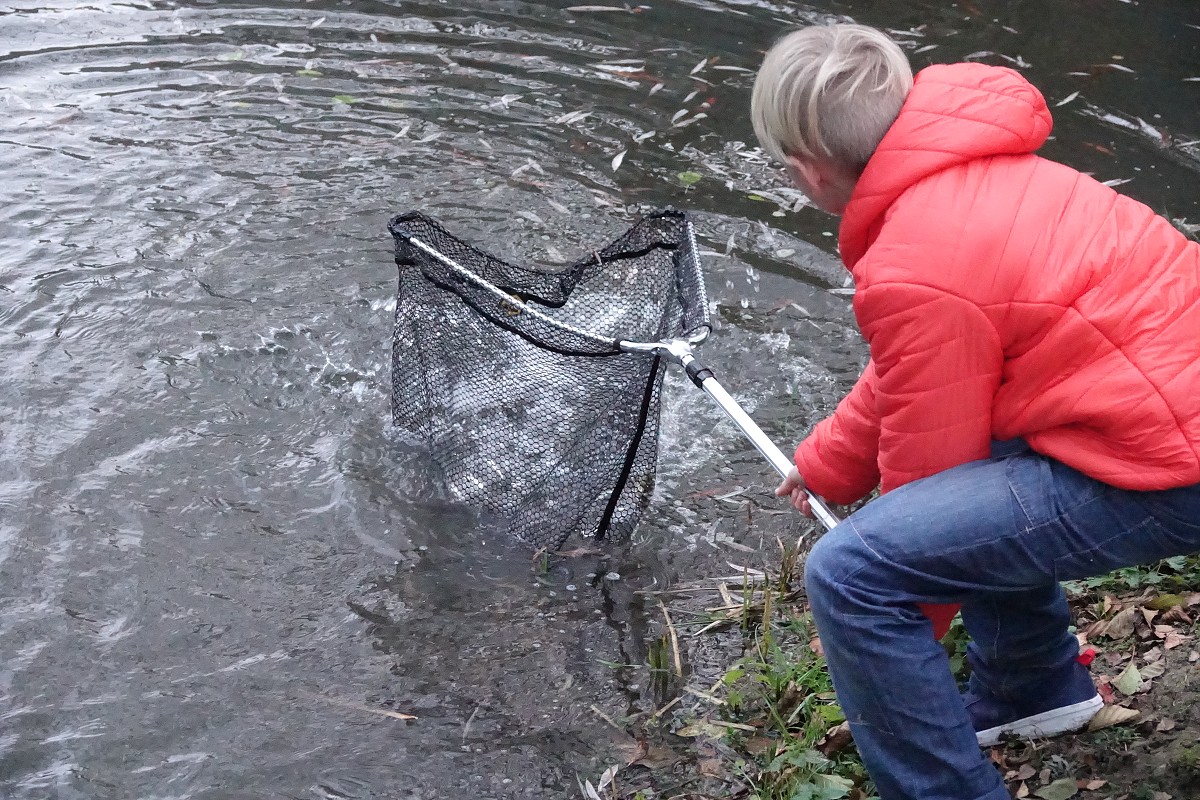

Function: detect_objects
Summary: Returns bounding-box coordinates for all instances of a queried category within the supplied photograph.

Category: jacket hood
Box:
[839,63,1053,267]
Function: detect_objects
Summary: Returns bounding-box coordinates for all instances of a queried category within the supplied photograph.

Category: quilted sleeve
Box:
[855,282,1004,492]
[794,360,883,505]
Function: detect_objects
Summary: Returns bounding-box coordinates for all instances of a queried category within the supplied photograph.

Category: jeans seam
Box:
[1051,515,1159,577]
[847,517,884,561]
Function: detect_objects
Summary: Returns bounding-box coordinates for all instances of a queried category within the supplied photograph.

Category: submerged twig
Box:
[296,690,417,721]
[658,600,684,677]
[462,704,480,742]
[590,704,626,733]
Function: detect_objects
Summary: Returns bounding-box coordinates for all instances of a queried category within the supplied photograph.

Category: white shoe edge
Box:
[976,694,1104,747]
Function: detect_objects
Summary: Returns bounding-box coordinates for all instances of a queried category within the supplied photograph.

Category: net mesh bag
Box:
[388,209,709,551]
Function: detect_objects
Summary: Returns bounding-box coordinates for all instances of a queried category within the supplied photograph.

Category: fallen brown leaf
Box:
[1156,718,1177,732]
[624,741,680,770]
[1160,606,1192,625]
[1089,606,1137,639]
[742,736,775,756]
[1140,660,1166,680]
[817,721,853,757]
[1163,631,1191,650]
[1082,779,1108,790]
[1087,704,1140,731]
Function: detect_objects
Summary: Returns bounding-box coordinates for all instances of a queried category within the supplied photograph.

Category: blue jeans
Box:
[804,440,1200,800]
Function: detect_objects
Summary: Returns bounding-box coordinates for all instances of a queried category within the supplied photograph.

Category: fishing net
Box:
[388,209,710,551]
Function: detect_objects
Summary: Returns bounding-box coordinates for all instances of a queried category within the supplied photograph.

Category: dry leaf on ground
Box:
[1087,704,1140,731]
[1035,776,1079,800]
[1087,606,1137,639]
[1113,662,1142,695]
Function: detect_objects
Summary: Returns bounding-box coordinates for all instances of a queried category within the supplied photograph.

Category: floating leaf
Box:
[554,110,590,125]
[595,765,618,792]
[1034,777,1078,800]
[579,778,602,800]
[295,68,323,77]
[611,150,626,171]
[218,51,245,61]
[677,171,702,186]
[332,94,359,105]
[1055,91,1080,107]
[1087,703,1140,731]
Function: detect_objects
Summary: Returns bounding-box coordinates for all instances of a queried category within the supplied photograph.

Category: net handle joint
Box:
[620,336,841,532]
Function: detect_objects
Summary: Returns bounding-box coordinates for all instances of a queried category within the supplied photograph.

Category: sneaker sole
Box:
[976,694,1104,747]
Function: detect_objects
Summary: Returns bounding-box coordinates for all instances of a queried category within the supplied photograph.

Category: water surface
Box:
[1,1,1197,797]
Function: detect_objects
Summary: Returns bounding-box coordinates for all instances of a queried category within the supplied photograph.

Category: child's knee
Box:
[803,523,867,605]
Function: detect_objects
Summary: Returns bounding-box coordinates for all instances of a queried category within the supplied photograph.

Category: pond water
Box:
[1,1,1197,797]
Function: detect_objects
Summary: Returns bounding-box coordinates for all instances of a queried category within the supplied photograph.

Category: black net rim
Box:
[387,208,712,354]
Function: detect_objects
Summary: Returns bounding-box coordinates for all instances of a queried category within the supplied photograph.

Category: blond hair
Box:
[751,23,912,174]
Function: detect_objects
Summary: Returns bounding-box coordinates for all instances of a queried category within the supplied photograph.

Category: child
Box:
[755,23,1200,800]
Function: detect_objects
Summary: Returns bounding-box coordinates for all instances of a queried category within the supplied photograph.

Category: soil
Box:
[591,579,1200,800]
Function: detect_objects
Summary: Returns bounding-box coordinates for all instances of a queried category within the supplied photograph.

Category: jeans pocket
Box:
[1005,451,1058,528]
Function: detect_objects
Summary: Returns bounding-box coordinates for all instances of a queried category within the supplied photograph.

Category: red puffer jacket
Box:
[795,63,1200,636]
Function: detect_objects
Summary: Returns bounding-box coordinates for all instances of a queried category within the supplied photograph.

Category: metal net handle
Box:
[626,337,841,532]
[402,231,839,532]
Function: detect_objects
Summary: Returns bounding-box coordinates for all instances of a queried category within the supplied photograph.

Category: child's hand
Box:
[774,466,814,517]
